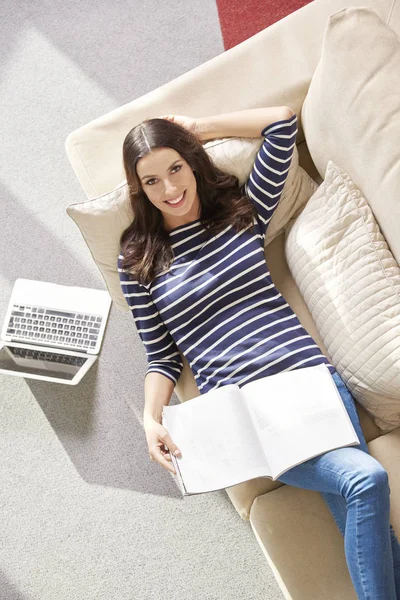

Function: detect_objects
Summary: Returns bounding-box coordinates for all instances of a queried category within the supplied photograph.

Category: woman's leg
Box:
[276,371,398,599]
[322,469,400,594]
[279,444,395,598]
[309,371,400,596]
[325,372,400,594]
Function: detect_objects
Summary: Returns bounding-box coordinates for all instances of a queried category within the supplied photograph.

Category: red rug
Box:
[217,0,314,50]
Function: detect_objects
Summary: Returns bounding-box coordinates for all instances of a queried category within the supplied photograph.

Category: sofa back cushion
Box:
[301,6,400,264]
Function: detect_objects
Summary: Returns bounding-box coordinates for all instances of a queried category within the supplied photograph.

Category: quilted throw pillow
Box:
[67,137,316,312]
[285,160,400,433]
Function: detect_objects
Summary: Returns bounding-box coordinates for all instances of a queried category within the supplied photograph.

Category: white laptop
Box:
[0,279,112,385]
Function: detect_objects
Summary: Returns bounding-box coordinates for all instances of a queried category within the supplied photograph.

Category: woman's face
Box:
[136,147,200,231]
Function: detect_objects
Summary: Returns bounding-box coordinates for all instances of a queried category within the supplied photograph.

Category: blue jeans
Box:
[277,371,400,599]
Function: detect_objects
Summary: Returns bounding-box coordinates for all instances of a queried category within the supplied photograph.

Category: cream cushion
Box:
[301,6,400,265]
[285,160,400,433]
[67,137,317,312]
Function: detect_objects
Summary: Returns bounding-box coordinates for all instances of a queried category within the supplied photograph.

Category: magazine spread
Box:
[162,365,360,496]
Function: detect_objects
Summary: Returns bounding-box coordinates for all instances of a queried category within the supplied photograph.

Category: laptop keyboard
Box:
[7,304,103,350]
[9,346,87,366]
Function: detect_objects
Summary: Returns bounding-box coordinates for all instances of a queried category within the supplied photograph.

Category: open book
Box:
[162,364,360,496]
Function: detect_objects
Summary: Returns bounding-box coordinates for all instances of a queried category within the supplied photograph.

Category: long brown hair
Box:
[120,118,257,285]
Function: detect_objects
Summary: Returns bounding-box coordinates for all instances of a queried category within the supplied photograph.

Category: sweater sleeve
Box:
[244,113,298,238]
[118,255,184,385]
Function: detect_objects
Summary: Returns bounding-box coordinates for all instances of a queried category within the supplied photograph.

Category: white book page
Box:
[162,385,270,494]
[242,366,360,480]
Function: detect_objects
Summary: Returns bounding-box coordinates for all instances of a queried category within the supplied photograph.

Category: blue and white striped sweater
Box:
[118,114,336,392]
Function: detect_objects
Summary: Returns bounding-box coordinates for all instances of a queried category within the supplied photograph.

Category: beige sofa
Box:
[65,0,400,597]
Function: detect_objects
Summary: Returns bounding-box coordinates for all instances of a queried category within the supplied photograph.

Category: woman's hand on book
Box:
[144,418,181,475]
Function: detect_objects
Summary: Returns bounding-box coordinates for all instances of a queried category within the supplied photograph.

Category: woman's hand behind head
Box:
[160,114,199,136]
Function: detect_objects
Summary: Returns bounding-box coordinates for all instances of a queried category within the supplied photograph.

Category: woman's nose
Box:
[163,180,178,197]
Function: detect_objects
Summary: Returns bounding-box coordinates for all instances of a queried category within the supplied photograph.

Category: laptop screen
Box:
[0,345,89,381]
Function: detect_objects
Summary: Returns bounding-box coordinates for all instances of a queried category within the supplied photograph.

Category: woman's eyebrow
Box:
[141,159,181,180]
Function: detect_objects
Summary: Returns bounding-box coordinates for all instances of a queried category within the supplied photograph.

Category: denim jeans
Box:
[277,371,400,599]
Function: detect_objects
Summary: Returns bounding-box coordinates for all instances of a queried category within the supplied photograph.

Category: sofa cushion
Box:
[285,160,400,433]
[205,136,317,245]
[67,181,132,313]
[67,139,315,313]
[301,6,400,265]
[251,487,355,599]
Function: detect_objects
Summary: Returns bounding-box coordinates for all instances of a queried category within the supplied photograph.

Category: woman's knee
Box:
[368,464,390,489]
[347,461,390,499]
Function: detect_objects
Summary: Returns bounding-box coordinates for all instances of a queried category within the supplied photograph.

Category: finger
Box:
[159,436,181,458]
[152,448,176,474]
[159,446,172,462]
[159,444,175,463]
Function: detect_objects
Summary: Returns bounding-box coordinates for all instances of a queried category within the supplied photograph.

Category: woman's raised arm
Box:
[195,106,295,141]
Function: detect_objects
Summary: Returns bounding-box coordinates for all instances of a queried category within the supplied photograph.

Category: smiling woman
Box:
[119,116,257,285]
[116,107,400,597]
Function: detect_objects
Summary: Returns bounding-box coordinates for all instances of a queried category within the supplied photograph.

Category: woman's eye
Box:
[145,165,181,186]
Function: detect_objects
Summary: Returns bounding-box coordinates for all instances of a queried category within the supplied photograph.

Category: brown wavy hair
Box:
[120,117,257,285]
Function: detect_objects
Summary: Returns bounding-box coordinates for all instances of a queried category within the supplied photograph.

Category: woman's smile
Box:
[164,191,186,207]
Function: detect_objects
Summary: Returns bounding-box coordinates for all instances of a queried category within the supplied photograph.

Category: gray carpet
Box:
[0,1,285,598]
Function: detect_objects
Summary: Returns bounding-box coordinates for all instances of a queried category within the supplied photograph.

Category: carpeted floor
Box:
[0,1,312,598]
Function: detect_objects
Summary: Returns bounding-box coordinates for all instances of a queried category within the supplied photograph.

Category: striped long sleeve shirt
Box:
[118,114,336,392]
